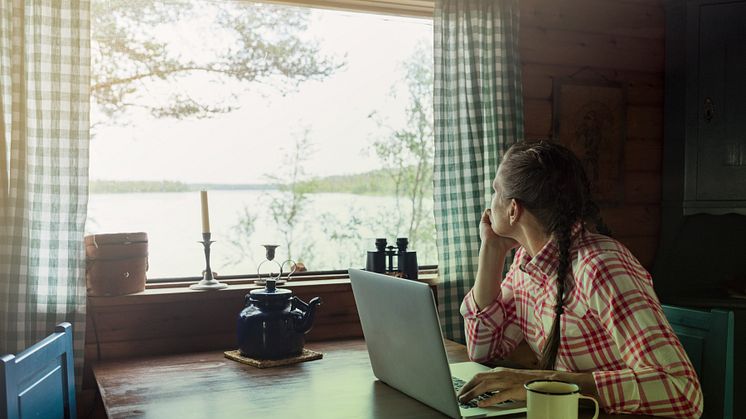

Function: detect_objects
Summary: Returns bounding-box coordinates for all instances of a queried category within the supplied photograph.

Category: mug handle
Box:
[579,395,599,419]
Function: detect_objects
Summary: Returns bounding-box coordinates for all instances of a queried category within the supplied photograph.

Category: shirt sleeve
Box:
[586,251,703,419]
[459,252,524,363]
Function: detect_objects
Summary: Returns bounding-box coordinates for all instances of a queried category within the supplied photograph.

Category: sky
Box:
[89,4,433,184]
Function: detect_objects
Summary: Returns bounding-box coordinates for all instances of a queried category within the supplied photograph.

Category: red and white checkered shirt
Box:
[461,228,703,418]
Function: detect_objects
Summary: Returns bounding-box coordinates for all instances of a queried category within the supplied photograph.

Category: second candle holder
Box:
[190,232,228,290]
[254,244,297,286]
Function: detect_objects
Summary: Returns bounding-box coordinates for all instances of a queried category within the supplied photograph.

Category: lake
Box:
[86,190,437,278]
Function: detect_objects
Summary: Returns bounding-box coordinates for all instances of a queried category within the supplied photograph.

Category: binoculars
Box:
[365,237,418,281]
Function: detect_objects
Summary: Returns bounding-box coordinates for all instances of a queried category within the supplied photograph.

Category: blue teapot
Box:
[237,278,321,359]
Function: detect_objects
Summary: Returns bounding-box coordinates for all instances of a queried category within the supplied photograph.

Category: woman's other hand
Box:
[457,367,544,407]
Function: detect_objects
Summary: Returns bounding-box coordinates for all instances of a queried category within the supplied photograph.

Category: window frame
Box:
[90,0,437,283]
[259,0,433,18]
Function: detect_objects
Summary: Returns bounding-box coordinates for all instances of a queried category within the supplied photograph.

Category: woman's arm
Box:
[586,251,703,419]
[472,240,510,309]
[472,208,519,309]
[460,209,523,362]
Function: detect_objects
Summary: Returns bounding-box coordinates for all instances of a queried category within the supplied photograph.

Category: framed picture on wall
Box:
[552,78,627,206]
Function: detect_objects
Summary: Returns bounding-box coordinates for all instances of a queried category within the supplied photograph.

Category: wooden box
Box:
[85,232,148,296]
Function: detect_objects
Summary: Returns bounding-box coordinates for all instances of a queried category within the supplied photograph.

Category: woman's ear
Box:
[508,198,523,226]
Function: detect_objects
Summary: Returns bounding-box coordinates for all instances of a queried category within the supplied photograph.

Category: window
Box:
[88,0,435,279]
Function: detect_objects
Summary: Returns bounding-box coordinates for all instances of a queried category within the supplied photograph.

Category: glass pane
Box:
[88,0,435,278]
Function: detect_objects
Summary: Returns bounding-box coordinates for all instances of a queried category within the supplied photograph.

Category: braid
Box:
[538,207,574,370]
[499,139,607,371]
[583,200,612,236]
[578,166,612,236]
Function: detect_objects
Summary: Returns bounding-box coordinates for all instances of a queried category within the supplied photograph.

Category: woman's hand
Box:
[479,209,518,254]
[458,367,547,407]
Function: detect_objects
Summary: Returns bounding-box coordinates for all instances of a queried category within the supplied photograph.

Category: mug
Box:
[524,379,599,419]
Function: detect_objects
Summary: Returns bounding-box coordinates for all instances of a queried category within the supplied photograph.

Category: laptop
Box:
[348,268,528,418]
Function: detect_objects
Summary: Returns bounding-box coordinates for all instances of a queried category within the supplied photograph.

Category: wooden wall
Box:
[520,0,665,268]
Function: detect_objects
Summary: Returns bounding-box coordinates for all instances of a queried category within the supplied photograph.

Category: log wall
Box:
[521,0,665,267]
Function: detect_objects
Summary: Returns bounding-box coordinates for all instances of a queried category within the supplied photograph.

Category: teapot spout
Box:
[292,296,322,334]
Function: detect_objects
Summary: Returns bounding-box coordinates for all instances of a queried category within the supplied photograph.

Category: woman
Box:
[457,140,702,418]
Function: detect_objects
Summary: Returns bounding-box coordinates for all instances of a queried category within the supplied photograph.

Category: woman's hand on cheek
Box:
[480,209,519,254]
[457,367,545,407]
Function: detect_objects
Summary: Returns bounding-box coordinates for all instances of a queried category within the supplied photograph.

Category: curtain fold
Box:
[0,0,90,383]
[433,0,523,342]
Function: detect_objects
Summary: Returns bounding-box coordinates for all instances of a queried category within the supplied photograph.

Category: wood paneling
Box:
[601,205,660,236]
[615,236,658,268]
[520,27,664,73]
[625,140,662,172]
[627,106,663,141]
[521,0,664,39]
[521,0,665,268]
[85,282,362,361]
[522,64,664,103]
[523,99,552,138]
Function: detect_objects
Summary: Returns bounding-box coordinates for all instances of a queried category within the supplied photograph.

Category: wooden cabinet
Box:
[657,0,746,304]
[667,0,746,214]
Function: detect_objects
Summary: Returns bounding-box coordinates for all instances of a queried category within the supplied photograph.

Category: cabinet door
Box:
[696,2,746,201]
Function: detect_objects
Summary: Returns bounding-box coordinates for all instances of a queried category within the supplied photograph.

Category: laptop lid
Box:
[348,268,462,418]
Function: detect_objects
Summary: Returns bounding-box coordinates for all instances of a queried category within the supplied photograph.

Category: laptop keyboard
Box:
[452,376,503,409]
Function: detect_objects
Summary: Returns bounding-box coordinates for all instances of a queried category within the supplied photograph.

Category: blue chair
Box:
[0,322,77,419]
[662,305,734,419]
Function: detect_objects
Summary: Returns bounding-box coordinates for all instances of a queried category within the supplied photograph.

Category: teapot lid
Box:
[249,279,292,301]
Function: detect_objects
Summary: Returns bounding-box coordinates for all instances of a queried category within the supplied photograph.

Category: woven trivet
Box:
[224,348,323,368]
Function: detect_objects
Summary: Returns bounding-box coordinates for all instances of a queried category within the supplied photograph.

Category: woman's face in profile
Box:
[490,168,513,237]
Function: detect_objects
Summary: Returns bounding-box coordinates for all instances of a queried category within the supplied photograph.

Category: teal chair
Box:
[0,322,77,419]
[662,305,734,419]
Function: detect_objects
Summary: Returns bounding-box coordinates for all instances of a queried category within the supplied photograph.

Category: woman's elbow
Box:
[466,345,492,364]
[665,376,703,419]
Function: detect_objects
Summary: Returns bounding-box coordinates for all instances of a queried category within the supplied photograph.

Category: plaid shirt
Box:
[460,229,703,418]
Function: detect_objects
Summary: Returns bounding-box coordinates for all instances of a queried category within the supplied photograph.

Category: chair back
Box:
[0,322,77,419]
[662,305,734,419]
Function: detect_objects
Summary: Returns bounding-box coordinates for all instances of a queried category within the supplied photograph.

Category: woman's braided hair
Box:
[499,140,610,370]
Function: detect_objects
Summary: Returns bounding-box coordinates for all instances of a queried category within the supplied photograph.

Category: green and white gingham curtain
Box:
[0,1,90,381]
[433,0,523,342]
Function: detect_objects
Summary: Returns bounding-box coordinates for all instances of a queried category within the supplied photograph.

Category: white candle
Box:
[200,190,210,233]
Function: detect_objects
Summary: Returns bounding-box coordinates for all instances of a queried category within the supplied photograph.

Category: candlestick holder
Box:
[190,232,228,290]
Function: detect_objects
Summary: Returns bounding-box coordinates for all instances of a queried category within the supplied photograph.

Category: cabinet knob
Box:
[704,97,715,123]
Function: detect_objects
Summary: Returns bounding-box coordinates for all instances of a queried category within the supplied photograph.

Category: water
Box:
[86,190,437,278]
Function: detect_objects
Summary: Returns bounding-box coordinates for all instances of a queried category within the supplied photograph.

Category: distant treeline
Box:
[297,169,396,195]
[298,167,433,196]
[89,180,276,194]
[91,167,431,196]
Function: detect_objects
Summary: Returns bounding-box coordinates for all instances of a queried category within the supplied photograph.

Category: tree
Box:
[369,41,435,254]
[266,130,316,264]
[225,207,258,267]
[91,0,343,126]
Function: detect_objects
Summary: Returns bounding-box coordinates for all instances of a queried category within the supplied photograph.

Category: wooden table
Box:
[93,339,656,419]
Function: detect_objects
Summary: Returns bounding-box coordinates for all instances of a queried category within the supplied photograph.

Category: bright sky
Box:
[89,5,433,184]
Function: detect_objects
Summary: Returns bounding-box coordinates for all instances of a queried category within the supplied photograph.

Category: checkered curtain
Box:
[0,0,90,382]
[433,0,523,342]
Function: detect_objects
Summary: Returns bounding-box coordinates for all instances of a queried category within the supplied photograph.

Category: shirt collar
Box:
[517,223,584,281]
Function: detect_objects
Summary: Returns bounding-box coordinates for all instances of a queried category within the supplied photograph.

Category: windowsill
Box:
[87,269,439,307]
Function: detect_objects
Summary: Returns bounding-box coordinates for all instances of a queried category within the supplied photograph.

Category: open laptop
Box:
[348,268,527,418]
